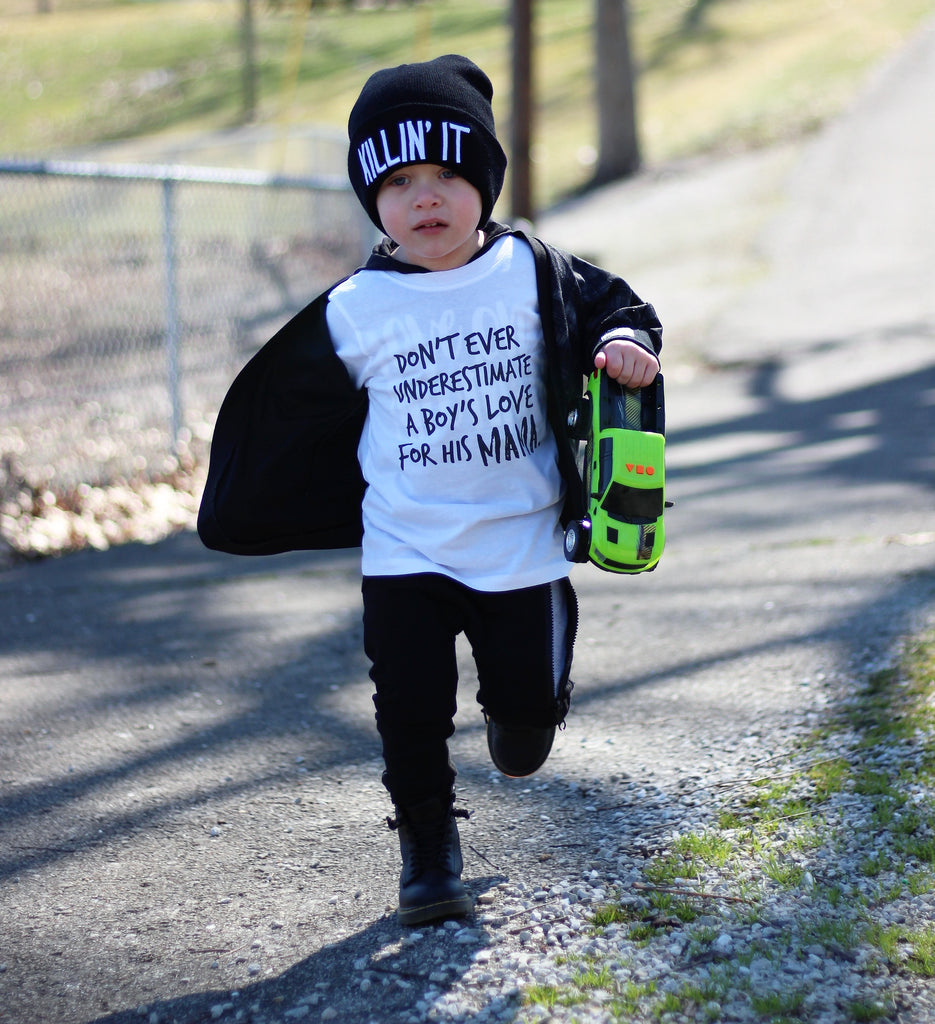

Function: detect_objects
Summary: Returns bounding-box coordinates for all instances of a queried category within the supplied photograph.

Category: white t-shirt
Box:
[326,234,568,591]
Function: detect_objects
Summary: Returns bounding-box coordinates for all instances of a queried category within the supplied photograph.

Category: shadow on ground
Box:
[1,348,934,1023]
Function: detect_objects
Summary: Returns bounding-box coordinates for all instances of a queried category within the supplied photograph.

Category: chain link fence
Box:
[0,144,374,554]
[1,156,371,487]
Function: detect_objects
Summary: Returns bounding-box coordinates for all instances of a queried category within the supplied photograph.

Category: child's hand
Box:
[594,339,660,389]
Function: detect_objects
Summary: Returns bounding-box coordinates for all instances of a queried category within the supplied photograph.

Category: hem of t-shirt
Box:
[359,558,570,593]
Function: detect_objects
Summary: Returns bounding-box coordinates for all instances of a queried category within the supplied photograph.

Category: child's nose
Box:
[413,183,441,206]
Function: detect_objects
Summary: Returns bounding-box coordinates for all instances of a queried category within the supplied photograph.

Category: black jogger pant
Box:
[361,573,578,808]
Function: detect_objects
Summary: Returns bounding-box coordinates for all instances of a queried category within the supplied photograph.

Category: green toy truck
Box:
[563,370,667,574]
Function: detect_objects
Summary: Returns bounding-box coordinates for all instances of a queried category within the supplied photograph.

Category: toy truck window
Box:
[600,481,665,522]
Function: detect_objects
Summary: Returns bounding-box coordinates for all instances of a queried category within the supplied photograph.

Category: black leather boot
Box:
[486,716,556,778]
[389,796,473,926]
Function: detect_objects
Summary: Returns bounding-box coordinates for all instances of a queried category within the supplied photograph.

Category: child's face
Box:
[375,164,484,271]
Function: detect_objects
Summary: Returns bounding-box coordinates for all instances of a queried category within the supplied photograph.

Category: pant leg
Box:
[466,577,578,729]
[361,574,465,806]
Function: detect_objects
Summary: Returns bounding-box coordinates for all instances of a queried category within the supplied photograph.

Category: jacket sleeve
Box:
[559,249,663,375]
[516,230,661,383]
[197,291,368,555]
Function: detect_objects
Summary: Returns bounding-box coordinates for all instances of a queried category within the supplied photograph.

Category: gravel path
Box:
[2,510,933,1024]
[2,18,935,1024]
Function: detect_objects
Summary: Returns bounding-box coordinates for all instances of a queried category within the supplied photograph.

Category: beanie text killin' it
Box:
[347,54,507,233]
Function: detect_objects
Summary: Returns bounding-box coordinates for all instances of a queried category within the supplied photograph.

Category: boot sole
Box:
[397,893,474,927]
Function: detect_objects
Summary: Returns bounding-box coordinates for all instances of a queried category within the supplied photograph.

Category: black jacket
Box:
[198,223,662,555]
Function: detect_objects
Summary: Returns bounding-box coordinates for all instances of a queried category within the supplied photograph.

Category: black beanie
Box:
[347,54,507,233]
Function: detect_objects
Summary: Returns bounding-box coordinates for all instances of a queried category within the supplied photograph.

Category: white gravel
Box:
[171,646,935,1024]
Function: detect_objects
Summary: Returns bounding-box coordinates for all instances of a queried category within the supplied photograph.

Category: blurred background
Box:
[2,0,933,557]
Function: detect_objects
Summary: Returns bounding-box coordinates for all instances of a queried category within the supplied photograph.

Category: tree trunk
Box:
[510,0,534,222]
[594,0,640,183]
[241,0,258,123]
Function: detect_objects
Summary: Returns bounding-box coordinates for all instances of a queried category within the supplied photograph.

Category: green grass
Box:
[572,627,935,1020]
[749,987,806,1018]
[807,756,850,800]
[761,850,806,888]
[904,926,935,977]
[848,999,895,1022]
[3,0,935,209]
[799,914,860,951]
[642,830,734,887]
[524,965,657,1017]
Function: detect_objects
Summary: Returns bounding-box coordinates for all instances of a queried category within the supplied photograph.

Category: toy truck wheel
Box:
[563,520,591,563]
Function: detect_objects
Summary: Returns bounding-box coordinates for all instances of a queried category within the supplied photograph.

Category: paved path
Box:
[1,19,934,1024]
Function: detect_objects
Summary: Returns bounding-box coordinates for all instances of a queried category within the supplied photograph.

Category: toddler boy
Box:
[199,54,662,926]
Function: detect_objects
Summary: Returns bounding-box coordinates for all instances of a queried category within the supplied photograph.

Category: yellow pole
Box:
[414,2,433,62]
[272,0,312,173]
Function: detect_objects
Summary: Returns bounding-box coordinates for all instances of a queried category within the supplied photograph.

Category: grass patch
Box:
[673,830,734,868]
[610,979,659,1017]
[524,963,657,1015]
[3,0,935,209]
[572,962,614,990]
[674,970,732,1017]
[761,850,806,889]
[866,920,935,978]
[848,999,895,1022]
[799,913,860,951]
[599,626,935,1020]
[641,830,735,887]
[750,986,807,1018]
[590,901,638,928]
[904,926,935,977]
[807,756,850,800]
[524,982,562,1010]
[589,889,701,946]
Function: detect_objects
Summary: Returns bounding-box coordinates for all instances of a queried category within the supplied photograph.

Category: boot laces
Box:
[386,807,469,872]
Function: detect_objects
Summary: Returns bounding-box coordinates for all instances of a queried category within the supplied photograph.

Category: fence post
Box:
[161,176,182,455]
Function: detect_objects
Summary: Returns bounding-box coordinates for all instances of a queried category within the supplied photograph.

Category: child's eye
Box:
[387,174,409,187]
[439,169,456,180]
